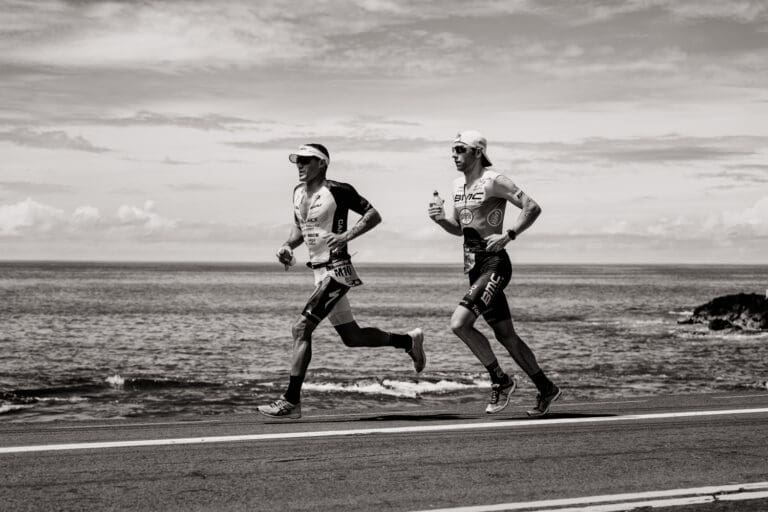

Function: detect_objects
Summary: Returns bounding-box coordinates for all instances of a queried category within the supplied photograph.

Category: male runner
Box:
[428,130,561,417]
[258,143,425,419]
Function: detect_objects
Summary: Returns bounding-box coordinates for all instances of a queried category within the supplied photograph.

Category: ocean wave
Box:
[0,403,33,415]
[105,374,218,390]
[303,378,488,398]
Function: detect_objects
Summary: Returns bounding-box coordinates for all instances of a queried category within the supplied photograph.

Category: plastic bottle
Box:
[431,190,445,221]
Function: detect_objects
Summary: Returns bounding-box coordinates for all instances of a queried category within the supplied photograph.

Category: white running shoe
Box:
[257,396,301,419]
[485,375,518,414]
[407,328,426,373]
[526,385,562,417]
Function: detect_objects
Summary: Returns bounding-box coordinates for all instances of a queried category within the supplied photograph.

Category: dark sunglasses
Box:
[295,155,317,166]
[452,145,470,154]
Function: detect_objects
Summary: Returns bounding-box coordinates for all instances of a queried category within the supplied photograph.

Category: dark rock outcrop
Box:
[680,293,768,331]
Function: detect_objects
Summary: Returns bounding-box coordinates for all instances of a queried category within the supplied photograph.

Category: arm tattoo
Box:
[346,208,381,241]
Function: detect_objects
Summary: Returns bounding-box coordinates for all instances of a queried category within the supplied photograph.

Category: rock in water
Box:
[683,293,768,331]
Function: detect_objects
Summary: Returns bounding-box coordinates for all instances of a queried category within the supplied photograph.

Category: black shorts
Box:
[302,276,351,325]
[459,251,512,324]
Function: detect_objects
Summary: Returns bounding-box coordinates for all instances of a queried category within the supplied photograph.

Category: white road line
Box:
[410,482,768,512]
[1,407,767,455]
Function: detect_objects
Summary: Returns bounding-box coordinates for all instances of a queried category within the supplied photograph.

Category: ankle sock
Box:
[390,333,413,351]
[284,375,305,404]
[530,370,554,394]
[485,360,509,385]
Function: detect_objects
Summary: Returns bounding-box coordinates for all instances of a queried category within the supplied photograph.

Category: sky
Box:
[1,0,767,264]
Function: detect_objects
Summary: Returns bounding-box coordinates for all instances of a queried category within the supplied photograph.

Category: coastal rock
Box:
[681,293,768,331]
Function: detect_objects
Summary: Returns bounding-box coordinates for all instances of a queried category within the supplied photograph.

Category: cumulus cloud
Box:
[116,201,176,231]
[0,199,177,239]
[0,198,65,236]
[711,196,768,236]
[568,196,768,239]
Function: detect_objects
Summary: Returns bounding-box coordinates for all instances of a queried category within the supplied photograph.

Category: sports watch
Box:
[506,228,517,240]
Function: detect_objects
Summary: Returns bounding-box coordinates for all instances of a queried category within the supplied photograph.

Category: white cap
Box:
[289,144,330,165]
[454,130,492,167]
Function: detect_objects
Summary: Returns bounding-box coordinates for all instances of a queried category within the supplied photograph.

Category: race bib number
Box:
[326,259,363,287]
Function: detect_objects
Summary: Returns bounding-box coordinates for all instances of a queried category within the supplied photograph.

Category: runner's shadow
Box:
[362,413,470,422]
[488,412,617,420]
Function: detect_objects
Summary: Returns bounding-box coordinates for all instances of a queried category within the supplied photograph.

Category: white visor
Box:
[289,145,329,164]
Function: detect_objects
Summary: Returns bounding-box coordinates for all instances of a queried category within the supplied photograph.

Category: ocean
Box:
[1,261,767,422]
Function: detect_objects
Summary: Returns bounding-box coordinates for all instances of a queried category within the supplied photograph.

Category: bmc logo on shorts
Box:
[487,209,503,227]
[459,208,474,225]
[481,273,502,306]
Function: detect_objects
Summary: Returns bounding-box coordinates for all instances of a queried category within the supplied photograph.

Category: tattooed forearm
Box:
[345,208,382,242]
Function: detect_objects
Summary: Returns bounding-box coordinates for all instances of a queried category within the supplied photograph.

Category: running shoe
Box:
[526,385,562,417]
[485,375,518,414]
[407,328,426,373]
[257,396,301,419]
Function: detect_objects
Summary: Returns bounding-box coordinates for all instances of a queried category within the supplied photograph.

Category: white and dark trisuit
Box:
[293,180,372,326]
[452,169,513,324]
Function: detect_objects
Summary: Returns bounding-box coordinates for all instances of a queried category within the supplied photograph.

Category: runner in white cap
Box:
[428,131,561,417]
[258,143,426,419]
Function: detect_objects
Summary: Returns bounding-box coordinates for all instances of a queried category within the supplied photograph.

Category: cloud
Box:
[712,196,768,236]
[85,111,268,131]
[494,135,765,164]
[228,135,438,152]
[0,199,177,239]
[0,181,70,194]
[567,196,768,239]
[0,198,65,236]
[0,198,256,244]
[166,183,233,192]
[0,128,109,152]
[116,201,176,231]
[664,1,768,22]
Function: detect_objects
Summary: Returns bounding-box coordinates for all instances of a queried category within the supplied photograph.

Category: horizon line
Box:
[1,259,767,267]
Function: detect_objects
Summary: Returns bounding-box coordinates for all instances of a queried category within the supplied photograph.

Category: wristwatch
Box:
[506,228,517,241]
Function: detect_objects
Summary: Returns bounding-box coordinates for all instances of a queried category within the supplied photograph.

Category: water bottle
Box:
[431,190,445,220]
[431,190,444,207]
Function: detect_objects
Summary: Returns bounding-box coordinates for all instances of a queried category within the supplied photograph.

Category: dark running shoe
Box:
[485,375,518,414]
[526,385,562,417]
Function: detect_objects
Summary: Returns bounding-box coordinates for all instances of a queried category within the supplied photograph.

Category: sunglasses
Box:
[452,145,471,154]
[295,155,317,166]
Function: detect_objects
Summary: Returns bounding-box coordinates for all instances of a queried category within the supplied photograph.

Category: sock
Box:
[530,370,554,394]
[485,360,509,385]
[390,333,413,351]
[284,375,305,404]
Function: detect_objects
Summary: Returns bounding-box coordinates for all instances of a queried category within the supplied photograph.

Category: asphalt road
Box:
[2,393,768,511]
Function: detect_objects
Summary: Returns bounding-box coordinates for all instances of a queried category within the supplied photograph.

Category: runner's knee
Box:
[292,316,314,340]
[451,314,474,337]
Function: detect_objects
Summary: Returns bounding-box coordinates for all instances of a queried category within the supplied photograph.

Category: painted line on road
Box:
[2,407,768,455]
[410,481,768,512]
